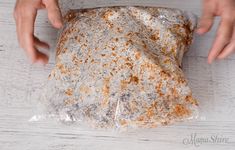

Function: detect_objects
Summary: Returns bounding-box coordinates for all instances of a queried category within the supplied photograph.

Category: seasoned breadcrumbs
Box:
[39,6,199,129]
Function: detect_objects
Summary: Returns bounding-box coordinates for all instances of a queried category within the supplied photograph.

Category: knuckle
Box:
[46,1,60,12]
[222,11,235,21]
[222,16,234,22]
[14,5,32,19]
[13,5,23,20]
[217,33,230,41]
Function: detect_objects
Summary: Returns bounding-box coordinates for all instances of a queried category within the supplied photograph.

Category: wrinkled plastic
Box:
[31,6,199,129]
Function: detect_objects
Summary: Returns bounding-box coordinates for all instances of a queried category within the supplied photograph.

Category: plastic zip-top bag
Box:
[32,6,199,129]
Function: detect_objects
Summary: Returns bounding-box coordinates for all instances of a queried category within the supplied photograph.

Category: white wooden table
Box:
[0,0,235,150]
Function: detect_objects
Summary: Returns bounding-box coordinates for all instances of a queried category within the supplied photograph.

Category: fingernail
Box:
[38,59,47,66]
[210,59,214,63]
[54,21,63,28]
[208,58,214,64]
[196,28,204,34]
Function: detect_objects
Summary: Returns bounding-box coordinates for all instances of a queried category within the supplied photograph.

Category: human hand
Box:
[197,0,235,64]
[14,0,63,64]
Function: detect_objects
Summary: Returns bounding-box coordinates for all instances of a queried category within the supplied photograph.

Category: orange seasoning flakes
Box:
[150,31,160,41]
[130,75,139,84]
[64,10,77,22]
[135,51,141,60]
[173,104,190,117]
[65,88,73,96]
[64,98,77,106]
[79,84,91,94]
[56,63,67,74]
[102,77,110,107]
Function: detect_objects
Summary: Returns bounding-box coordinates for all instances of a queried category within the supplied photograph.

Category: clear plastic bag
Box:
[31,6,199,130]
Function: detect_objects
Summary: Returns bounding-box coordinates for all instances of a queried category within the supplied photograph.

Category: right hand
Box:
[197,0,235,64]
[14,0,63,65]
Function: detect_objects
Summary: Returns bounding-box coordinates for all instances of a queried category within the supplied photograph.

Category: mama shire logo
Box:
[182,133,231,147]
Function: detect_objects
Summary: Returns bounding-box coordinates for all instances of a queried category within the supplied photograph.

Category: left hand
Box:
[13,0,63,65]
[197,0,235,64]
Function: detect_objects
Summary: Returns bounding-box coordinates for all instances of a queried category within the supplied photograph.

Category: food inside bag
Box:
[37,6,199,129]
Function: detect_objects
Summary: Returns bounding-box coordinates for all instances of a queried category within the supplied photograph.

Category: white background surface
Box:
[0,0,235,150]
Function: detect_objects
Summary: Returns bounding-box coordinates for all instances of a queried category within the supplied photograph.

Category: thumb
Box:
[197,15,214,35]
[197,2,215,35]
[43,0,63,29]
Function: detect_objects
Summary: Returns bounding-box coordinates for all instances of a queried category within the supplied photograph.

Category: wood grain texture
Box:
[0,0,235,150]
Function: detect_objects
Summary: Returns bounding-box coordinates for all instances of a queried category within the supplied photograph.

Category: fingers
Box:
[198,0,235,63]
[21,12,49,64]
[208,18,234,64]
[20,9,38,61]
[217,27,235,59]
[197,1,215,34]
[14,1,49,64]
[43,0,63,28]
[34,46,49,64]
[34,37,50,64]
[34,37,50,49]
[197,14,214,34]
[217,42,235,59]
